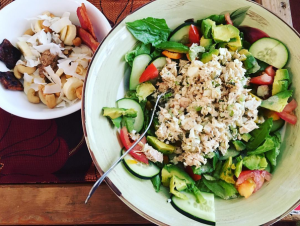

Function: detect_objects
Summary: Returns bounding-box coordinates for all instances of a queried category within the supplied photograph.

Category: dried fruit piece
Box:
[0,39,22,69]
[0,71,23,91]
[77,3,97,41]
[77,26,99,52]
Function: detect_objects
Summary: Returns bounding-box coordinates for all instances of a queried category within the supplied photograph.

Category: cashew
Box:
[72,37,82,47]
[61,75,67,86]
[55,92,60,97]
[76,65,85,75]
[65,74,72,79]
[13,64,36,79]
[45,94,56,109]
[27,88,40,104]
[24,29,35,36]
[55,68,64,77]
[76,86,83,100]
[38,86,62,108]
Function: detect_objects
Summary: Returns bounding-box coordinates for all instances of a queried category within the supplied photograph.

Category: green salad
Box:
[102,6,297,225]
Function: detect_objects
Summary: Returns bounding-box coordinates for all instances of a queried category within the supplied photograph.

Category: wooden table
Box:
[0,0,299,225]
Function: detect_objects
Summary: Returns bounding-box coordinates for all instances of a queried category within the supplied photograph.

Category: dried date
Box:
[0,39,22,69]
[0,71,23,91]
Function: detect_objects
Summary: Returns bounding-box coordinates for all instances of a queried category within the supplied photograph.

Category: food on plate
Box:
[0,3,98,109]
[102,6,297,224]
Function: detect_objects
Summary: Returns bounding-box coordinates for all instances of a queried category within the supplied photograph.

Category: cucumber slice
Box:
[271,119,285,132]
[219,147,240,160]
[169,22,193,44]
[121,149,160,179]
[117,98,144,132]
[249,37,289,69]
[152,57,167,70]
[171,191,215,225]
[129,54,152,90]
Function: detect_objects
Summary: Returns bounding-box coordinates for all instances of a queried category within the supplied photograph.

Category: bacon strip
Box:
[77,27,100,53]
[77,3,98,41]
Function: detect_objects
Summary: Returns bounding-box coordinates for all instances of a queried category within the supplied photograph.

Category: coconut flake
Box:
[33,76,46,84]
[52,33,62,44]
[44,83,61,94]
[25,56,40,67]
[56,101,66,108]
[17,35,32,42]
[58,59,84,80]
[33,43,66,59]
[69,53,92,61]
[27,31,41,46]
[43,20,51,27]
[50,17,72,33]
[29,83,39,91]
[24,73,34,82]
[44,66,61,86]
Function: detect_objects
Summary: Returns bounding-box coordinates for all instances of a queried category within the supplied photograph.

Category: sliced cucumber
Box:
[117,98,144,132]
[121,149,160,179]
[171,191,215,225]
[129,54,152,90]
[271,119,285,132]
[249,37,289,69]
[152,57,167,70]
[169,22,193,44]
[219,147,240,160]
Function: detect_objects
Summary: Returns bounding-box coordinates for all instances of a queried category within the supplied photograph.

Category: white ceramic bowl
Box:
[83,0,300,225]
[0,0,111,119]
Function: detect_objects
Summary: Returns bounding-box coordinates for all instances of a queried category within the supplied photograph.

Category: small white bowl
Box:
[0,0,111,119]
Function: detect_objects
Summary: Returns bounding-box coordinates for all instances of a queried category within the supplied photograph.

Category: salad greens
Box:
[101,5,298,224]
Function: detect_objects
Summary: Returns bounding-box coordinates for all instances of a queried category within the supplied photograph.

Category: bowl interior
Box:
[0,0,111,119]
[84,0,300,225]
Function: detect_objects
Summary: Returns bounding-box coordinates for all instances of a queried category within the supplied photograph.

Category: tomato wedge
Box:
[120,127,148,164]
[225,13,233,25]
[282,99,297,113]
[185,166,201,181]
[250,73,273,85]
[189,24,200,44]
[264,66,275,77]
[277,111,297,125]
[139,63,159,83]
[236,170,271,193]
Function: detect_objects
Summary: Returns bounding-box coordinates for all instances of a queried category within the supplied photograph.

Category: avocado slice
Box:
[220,157,235,184]
[147,136,175,154]
[227,36,242,51]
[261,90,293,112]
[170,175,188,199]
[241,133,252,142]
[201,19,216,39]
[272,69,290,95]
[238,49,260,73]
[200,36,213,51]
[201,48,219,64]
[102,107,137,119]
[235,159,243,178]
[161,164,194,187]
[232,140,246,151]
[212,24,240,43]
[136,82,156,102]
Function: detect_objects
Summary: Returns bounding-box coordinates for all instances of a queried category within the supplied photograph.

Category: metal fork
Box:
[85,93,164,204]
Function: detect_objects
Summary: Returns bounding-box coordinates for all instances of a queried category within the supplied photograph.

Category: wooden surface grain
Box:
[0,0,299,225]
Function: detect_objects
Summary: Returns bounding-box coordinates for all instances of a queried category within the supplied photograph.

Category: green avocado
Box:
[232,140,246,151]
[136,82,156,102]
[220,157,235,184]
[201,48,219,64]
[155,41,189,53]
[272,69,290,95]
[212,24,240,43]
[147,136,175,155]
[201,19,216,39]
[200,36,213,51]
[170,176,188,200]
[227,35,242,51]
[238,49,260,73]
[161,164,194,187]
[235,159,243,178]
[261,90,293,112]
[241,133,252,142]
[102,107,137,119]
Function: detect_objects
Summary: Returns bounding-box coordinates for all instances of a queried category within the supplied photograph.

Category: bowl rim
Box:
[81,0,300,225]
[0,0,111,120]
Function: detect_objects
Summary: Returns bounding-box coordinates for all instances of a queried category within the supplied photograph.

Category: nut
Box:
[76,86,83,99]
[55,68,64,77]
[45,94,56,109]
[27,88,40,104]
[13,64,36,79]
[72,37,82,47]
[24,29,35,36]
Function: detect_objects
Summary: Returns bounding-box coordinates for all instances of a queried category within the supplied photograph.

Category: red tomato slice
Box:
[277,111,297,125]
[185,166,201,181]
[250,73,273,85]
[282,99,297,113]
[237,170,271,193]
[225,13,233,25]
[265,66,275,77]
[139,63,159,83]
[189,24,200,44]
[120,127,148,164]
